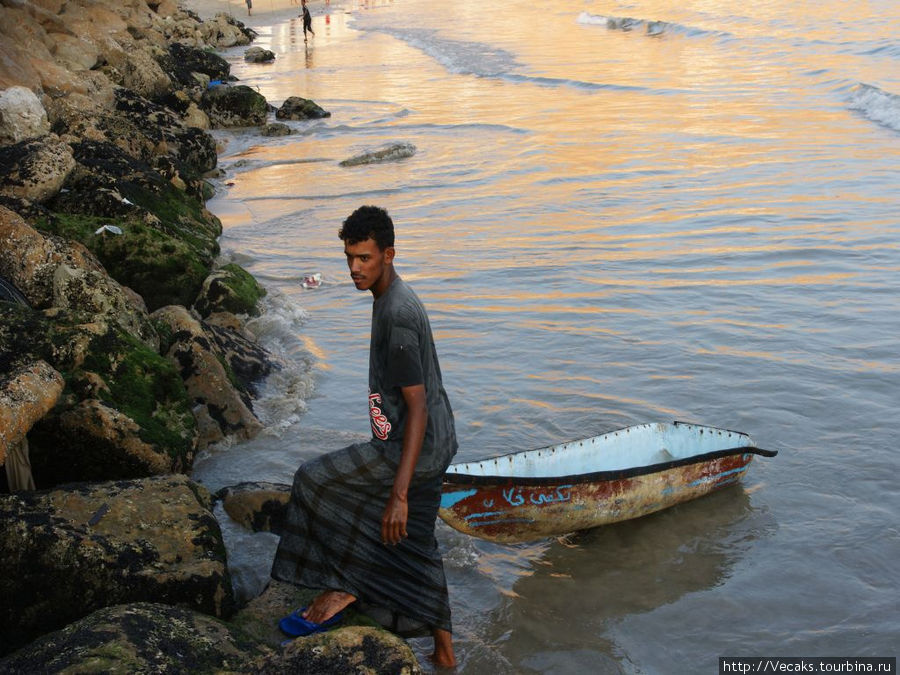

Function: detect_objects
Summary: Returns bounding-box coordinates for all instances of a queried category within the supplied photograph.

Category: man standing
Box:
[301,0,315,41]
[271,205,458,667]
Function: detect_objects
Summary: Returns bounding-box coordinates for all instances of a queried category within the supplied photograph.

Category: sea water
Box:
[191,0,900,671]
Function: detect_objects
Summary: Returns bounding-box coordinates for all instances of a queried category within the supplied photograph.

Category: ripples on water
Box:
[194,0,900,671]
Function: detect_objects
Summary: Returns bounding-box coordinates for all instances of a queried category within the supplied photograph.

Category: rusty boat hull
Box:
[439,421,777,543]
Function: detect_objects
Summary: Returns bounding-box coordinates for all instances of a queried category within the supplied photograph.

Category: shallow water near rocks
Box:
[192,0,900,671]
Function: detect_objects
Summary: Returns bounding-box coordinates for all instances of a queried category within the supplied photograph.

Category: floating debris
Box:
[301,273,322,289]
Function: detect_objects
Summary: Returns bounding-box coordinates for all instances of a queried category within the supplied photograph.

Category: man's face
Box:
[344,238,394,293]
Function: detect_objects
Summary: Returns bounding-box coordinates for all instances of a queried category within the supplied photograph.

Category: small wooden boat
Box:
[439,421,777,543]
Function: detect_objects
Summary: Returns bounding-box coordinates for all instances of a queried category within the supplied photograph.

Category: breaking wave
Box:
[576,11,728,39]
[242,287,316,432]
[350,22,520,77]
[848,83,900,133]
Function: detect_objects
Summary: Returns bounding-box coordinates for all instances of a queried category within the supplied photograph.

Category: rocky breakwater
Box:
[0,0,417,671]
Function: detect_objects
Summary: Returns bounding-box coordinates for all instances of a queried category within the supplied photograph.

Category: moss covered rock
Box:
[161,42,232,89]
[194,263,266,318]
[0,134,75,204]
[0,305,197,486]
[0,477,235,657]
[0,205,159,349]
[254,627,422,674]
[33,136,223,311]
[151,305,262,449]
[201,84,268,128]
[203,318,278,397]
[275,96,331,120]
[0,360,63,472]
[0,603,266,673]
[37,210,214,312]
[229,580,385,652]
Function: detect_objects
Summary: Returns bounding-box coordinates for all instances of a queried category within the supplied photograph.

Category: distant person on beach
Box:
[271,205,458,668]
[301,0,315,40]
[245,0,251,16]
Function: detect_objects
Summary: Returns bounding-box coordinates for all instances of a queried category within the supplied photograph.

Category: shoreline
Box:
[187,0,330,27]
[0,1,419,670]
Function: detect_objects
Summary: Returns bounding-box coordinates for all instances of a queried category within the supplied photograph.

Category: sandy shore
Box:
[182,0,328,28]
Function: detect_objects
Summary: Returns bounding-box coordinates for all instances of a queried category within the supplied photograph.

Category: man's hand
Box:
[384,382,426,545]
[382,492,409,545]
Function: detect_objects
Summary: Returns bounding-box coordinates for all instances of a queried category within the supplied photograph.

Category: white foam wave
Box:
[849,83,900,133]
[439,521,482,569]
[241,287,317,434]
[577,11,722,39]
[576,11,608,26]
[350,20,519,77]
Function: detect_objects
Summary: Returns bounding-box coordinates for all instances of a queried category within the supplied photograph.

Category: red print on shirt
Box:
[369,392,392,441]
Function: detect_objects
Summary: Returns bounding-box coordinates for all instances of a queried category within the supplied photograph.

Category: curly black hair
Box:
[338,205,395,250]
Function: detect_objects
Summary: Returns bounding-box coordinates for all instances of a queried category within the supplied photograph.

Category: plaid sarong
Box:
[271,441,452,632]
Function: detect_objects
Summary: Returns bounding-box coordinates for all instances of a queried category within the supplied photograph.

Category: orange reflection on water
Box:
[696,345,900,374]
[298,334,330,369]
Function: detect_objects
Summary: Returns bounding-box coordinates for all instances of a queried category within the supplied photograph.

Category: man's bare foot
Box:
[302,590,356,624]
[429,628,457,668]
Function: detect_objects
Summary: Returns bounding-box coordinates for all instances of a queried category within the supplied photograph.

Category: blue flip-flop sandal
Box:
[278,607,344,638]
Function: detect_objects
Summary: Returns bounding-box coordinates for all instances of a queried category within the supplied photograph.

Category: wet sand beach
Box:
[187,0,324,26]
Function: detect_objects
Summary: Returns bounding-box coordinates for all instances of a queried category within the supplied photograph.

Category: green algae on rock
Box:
[194,262,267,318]
[38,211,214,312]
[151,305,263,449]
[275,95,331,120]
[255,627,422,675]
[201,84,268,128]
[0,305,197,485]
[0,601,263,671]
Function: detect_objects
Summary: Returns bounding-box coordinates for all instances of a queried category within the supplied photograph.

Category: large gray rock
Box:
[0,207,158,350]
[0,475,235,656]
[0,205,103,310]
[0,603,265,672]
[275,95,330,120]
[49,87,218,179]
[103,44,173,100]
[49,33,101,71]
[0,360,63,476]
[0,134,75,203]
[152,304,263,449]
[203,319,278,397]
[193,262,266,318]
[244,46,275,63]
[0,86,49,145]
[52,263,160,350]
[40,398,176,476]
[230,579,423,671]
[200,84,267,128]
[165,42,231,84]
[254,626,422,674]
[0,305,198,487]
[216,481,290,534]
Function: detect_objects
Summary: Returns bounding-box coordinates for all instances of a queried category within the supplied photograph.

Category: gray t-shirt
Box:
[367,276,458,474]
